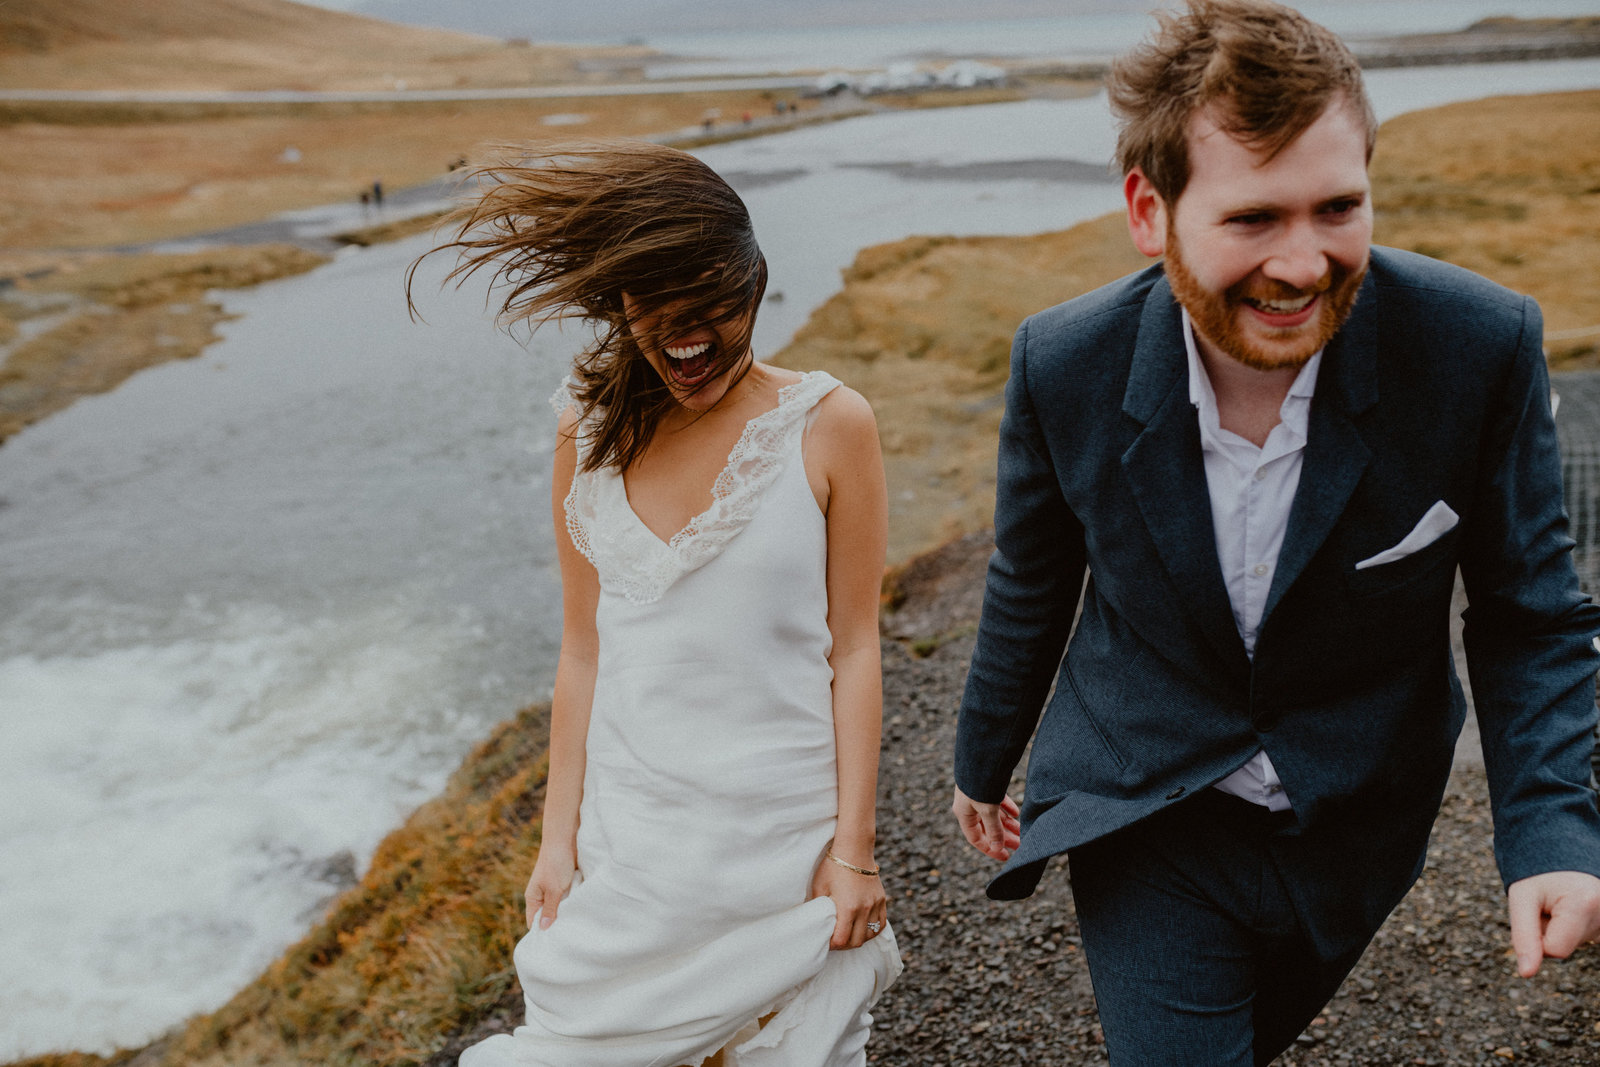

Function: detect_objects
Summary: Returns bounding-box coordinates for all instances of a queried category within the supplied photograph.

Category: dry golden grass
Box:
[0,90,817,250]
[0,0,645,92]
[1369,90,1600,368]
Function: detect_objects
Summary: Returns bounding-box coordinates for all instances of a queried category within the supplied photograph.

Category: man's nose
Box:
[1262,225,1329,291]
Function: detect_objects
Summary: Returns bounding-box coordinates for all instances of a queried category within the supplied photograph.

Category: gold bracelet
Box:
[825,846,880,877]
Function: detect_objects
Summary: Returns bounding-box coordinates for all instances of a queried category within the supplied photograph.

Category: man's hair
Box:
[1107,0,1376,205]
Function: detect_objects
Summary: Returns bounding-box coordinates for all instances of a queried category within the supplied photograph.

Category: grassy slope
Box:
[0,0,486,51]
[0,89,815,250]
[8,89,1599,1067]
[0,0,628,92]
[1371,90,1600,368]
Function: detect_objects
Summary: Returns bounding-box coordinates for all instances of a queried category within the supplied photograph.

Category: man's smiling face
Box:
[1135,97,1374,372]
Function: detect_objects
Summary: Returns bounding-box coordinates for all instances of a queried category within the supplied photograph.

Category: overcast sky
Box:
[297,0,1159,41]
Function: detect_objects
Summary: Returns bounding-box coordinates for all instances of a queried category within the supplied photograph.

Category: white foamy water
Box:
[5,49,1600,1059]
[0,604,480,1052]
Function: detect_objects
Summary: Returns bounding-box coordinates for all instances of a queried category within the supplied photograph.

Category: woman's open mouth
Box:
[664,339,719,388]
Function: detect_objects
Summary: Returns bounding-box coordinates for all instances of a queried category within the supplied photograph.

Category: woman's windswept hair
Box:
[410,141,768,473]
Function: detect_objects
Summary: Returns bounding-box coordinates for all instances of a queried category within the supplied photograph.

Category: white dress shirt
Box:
[1183,309,1323,813]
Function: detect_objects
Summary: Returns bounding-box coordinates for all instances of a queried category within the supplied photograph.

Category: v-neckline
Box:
[618,375,805,550]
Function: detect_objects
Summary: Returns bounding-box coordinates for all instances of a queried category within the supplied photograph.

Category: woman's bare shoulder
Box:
[811,381,877,437]
[556,403,582,436]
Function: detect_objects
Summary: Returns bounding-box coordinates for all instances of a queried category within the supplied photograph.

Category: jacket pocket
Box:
[1055,661,1128,771]
[1347,524,1460,599]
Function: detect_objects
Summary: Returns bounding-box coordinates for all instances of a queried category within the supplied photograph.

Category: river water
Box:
[4,56,1600,1059]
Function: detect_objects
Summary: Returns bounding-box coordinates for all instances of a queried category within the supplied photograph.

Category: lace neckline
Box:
[621,374,823,550]
[555,370,840,604]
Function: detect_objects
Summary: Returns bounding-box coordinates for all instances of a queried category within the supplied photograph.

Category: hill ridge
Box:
[0,0,491,55]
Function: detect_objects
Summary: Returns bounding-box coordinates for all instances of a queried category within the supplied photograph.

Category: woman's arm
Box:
[806,387,890,950]
[526,409,602,930]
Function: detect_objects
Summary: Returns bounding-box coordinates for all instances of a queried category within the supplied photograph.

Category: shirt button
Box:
[1253,467,1267,481]
[1253,563,1269,577]
[1267,784,1282,795]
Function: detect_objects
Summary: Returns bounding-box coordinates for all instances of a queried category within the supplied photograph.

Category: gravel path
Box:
[868,532,1600,1065]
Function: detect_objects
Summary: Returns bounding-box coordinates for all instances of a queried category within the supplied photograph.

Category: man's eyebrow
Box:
[1214,187,1369,214]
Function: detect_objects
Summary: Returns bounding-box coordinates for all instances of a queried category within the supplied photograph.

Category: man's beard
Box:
[1165,228,1366,372]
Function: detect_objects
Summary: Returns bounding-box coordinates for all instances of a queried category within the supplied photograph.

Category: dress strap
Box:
[548,377,578,419]
[552,376,611,472]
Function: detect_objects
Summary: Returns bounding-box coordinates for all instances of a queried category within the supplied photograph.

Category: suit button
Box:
[1166,786,1186,800]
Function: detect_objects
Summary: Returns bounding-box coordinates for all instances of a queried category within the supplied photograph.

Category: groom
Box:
[951,1,1600,1062]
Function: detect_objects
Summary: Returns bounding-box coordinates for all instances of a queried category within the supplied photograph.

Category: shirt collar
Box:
[1183,307,1323,436]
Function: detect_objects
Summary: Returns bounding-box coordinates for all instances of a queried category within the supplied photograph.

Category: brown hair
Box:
[1106,0,1376,206]
[411,141,767,473]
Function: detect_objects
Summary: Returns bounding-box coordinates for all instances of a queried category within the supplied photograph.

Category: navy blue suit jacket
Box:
[955,246,1600,955]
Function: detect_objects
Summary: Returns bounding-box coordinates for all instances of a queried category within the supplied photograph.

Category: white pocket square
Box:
[1355,501,1459,570]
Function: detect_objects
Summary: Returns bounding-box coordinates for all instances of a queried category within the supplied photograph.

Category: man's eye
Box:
[1322,199,1361,216]
[1227,213,1272,227]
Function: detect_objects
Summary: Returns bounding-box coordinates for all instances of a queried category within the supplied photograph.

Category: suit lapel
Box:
[1261,270,1380,624]
[1121,278,1249,674]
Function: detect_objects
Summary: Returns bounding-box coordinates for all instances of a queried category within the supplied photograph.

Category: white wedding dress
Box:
[460,371,901,1067]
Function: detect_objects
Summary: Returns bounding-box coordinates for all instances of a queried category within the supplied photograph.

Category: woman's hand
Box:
[809,847,889,950]
[525,846,577,930]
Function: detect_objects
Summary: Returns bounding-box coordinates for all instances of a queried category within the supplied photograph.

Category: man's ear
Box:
[1124,169,1167,259]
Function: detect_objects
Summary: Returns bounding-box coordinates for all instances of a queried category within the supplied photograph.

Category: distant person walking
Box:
[413,142,900,1066]
[371,179,384,207]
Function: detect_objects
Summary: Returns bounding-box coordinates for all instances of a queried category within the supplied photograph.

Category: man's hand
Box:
[1507,870,1600,977]
[952,785,1022,861]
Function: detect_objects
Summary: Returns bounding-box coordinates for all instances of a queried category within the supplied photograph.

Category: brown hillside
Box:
[0,0,486,53]
[0,0,645,92]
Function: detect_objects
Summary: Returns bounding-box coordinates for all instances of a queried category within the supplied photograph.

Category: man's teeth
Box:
[665,342,712,360]
[1252,294,1315,314]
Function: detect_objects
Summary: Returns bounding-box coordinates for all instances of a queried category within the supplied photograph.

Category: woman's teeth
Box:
[662,339,716,386]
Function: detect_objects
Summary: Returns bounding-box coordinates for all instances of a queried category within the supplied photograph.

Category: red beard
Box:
[1165,227,1366,372]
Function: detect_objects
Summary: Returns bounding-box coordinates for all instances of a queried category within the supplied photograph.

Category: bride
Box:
[416,141,901,1066]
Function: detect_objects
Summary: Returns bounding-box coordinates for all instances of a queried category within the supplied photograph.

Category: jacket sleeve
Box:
[954,316,1089,803]
[1460,293,1600,888]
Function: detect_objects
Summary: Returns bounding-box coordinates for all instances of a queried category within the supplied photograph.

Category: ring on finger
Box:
[866,920,882,935]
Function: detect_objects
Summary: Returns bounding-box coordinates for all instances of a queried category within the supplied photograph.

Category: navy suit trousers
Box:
[1068,790,1370,1066]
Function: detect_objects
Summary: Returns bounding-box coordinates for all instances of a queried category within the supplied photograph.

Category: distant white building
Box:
[937,60,1007,88]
